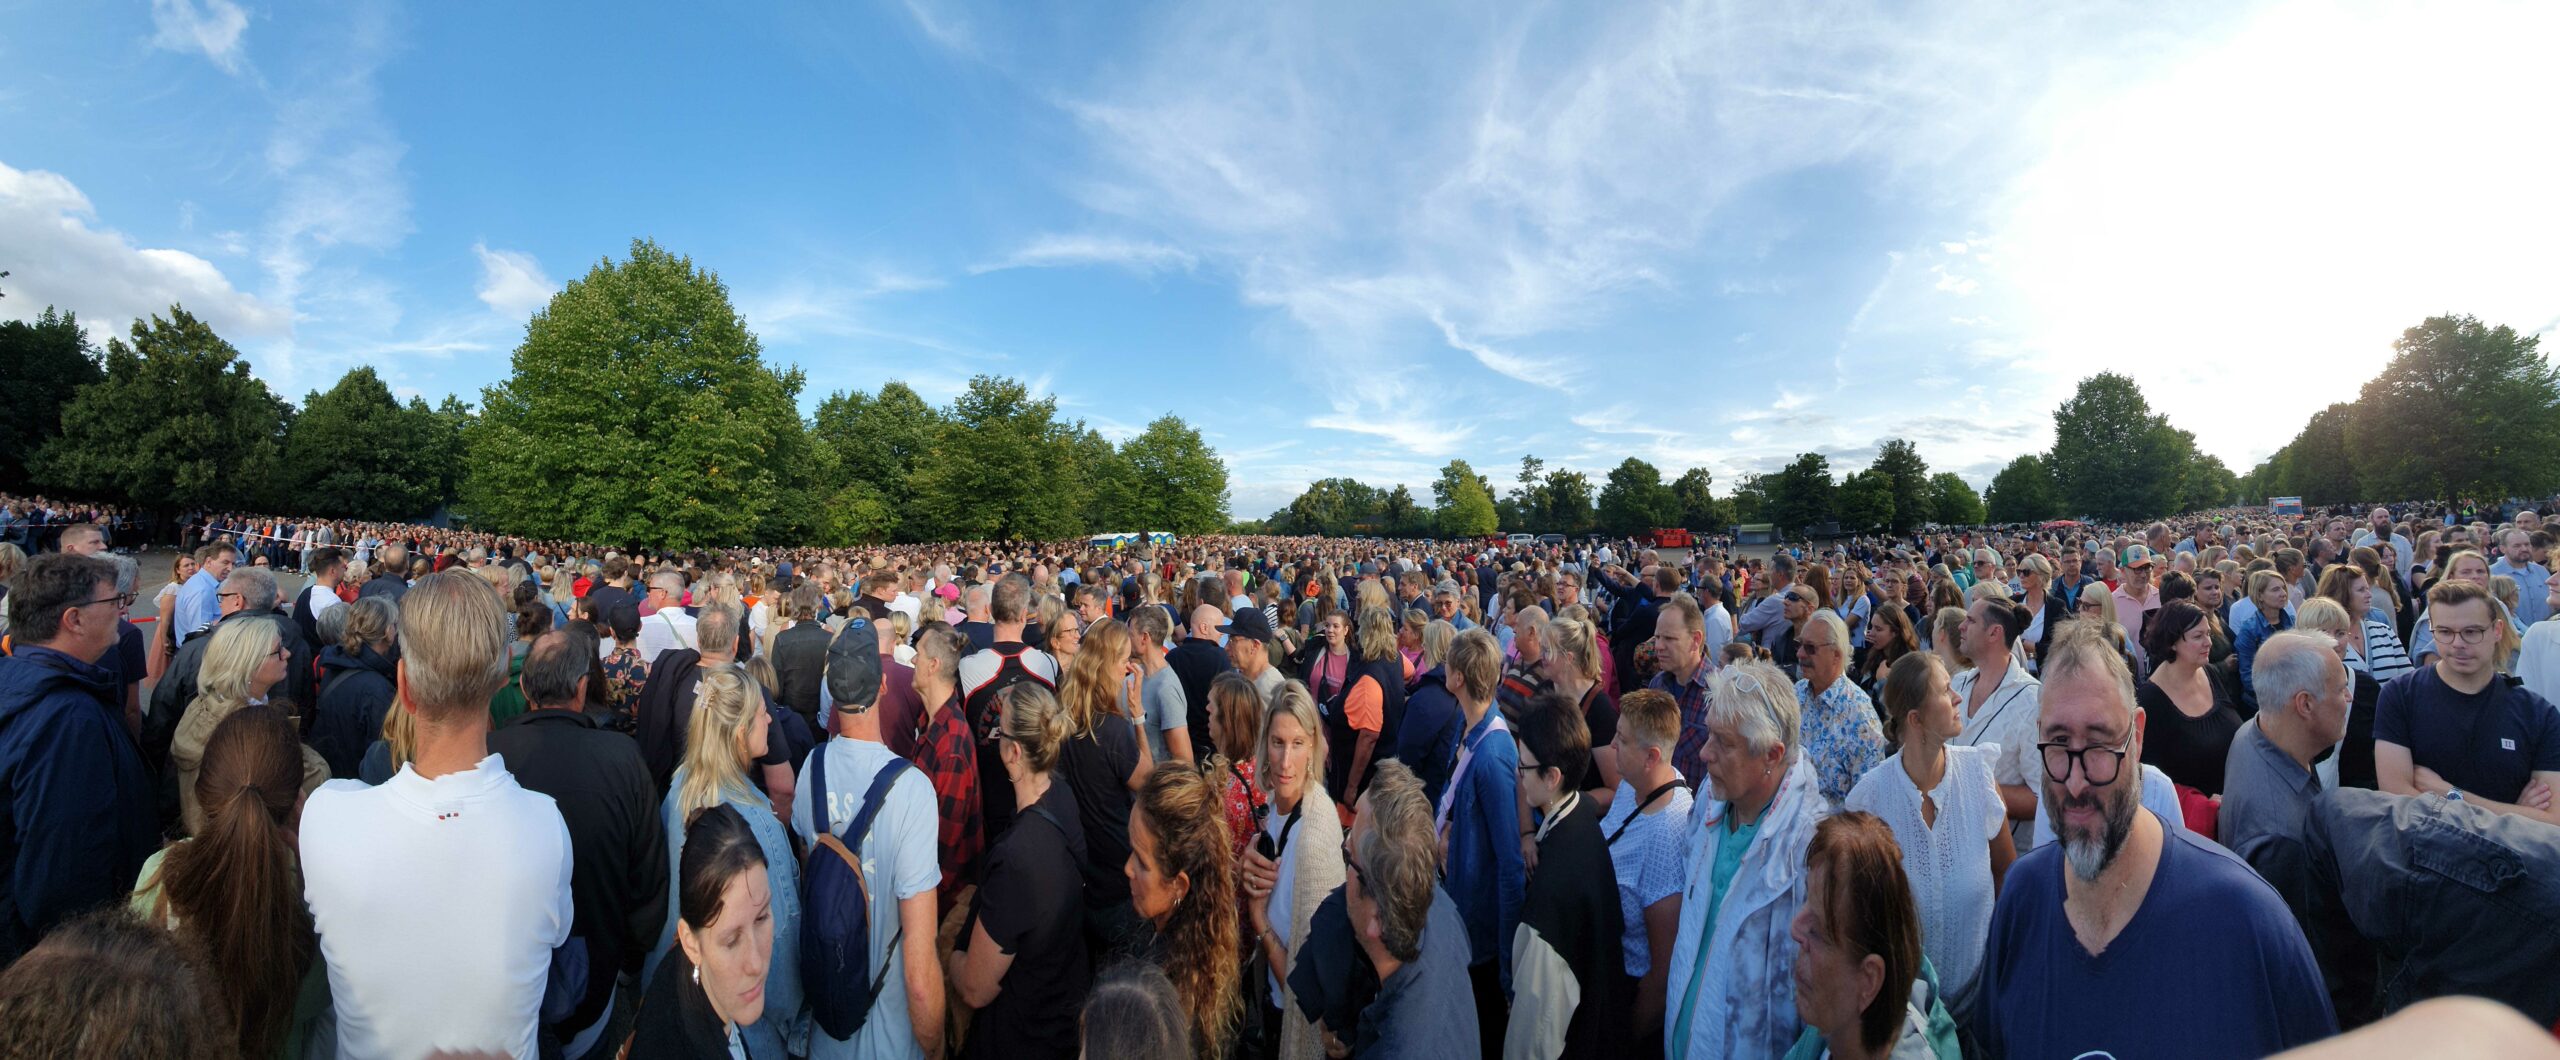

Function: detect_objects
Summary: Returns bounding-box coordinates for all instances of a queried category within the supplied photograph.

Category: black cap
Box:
[827,617,882,712]
[1218,606,1274,642]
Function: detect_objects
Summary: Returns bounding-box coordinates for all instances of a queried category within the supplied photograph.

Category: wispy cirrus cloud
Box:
[149,0,251,75]
[969,234,1197,276]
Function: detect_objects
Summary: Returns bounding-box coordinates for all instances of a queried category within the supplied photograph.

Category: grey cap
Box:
[826,616,883,712]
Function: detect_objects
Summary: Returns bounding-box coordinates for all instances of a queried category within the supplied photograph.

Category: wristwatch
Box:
[2445,788,2465,802]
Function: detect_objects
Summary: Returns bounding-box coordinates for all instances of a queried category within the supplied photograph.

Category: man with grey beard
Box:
[1974,622,2334,1059]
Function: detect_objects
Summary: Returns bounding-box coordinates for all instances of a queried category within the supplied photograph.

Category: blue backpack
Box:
[801,747,913,1042]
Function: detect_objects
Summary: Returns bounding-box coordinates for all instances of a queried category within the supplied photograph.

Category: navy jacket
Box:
[0,646,159,964]
[312,643,398,779]
[1395,667,1463,810]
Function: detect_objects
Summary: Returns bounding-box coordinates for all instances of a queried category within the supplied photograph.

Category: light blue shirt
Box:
[2492,558,2552,628]
[791,738,940,1059]
[173,569,224,644]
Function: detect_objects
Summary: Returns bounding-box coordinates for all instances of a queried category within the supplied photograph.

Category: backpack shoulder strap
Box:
[808,740,832,838]
[844,758,913,844]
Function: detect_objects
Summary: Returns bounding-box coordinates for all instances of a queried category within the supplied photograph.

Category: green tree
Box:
[1065,427,1131,534]
[2345,314,2560,501]
[1542,468,1596,534]
[1764,453,1836,535]
[462,240,811,548]
[1595,457,1678,536]
[812,380,942,499]
[2179,451,2241,512]
[1670,468,1718,527]
[1431,460,1499,537]
[1984,454,2061,523]
[1509,456,1550,533]
[34,306,287,512]
[2047,373,2187,521]
[0,307,102,486]
[819,480,897,545]
[1118,415,1230,534]
[1729,473,1770,525]
[1928,472,1986,526]
[1271,477,1384,537]
[1835,470,1894,532]
[283,367,454,519]
[907,375,1083,541]
[1867,438,1932,534]
[1380,484,1421,537]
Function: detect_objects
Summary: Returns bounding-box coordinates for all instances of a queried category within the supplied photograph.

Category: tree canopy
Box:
[0,307,102,487]
[34,307,288,512]
[1595,457,1678,535]
[284,366,462,520]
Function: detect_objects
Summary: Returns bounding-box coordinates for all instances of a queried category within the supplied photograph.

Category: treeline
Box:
[0,239,1233,548]
[1266,316,2546,540]
[2237,315,2560,506]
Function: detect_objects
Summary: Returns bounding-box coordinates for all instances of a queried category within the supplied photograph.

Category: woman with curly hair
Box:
[1126,763,1243,1058]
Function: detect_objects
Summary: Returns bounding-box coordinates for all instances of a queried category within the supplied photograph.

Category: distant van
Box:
[1538,534,1566,547]
[1506,533,1536,548]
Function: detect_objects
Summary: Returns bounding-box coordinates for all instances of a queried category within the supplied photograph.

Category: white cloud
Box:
[900,0,976,53]
[1931,265,1979,296]
[472,243,557,318]
[1941,241,1970,255]
[1306,409,1476,457]
[0,160,288,343]
[970,235,1197,275]
[149,0,250,74]
[1982,0,2560,468]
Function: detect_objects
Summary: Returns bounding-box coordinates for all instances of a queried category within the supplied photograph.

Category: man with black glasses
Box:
[1976,622,2333,1059]
[2376,579,2560,826]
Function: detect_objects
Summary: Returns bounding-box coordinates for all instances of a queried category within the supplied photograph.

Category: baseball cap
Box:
[934,582,960,601]
[826,617,883,711]
[2122,544,2157,569]
[1219,607,1275,642]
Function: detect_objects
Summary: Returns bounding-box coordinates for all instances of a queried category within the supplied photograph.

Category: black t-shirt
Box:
[966,781,1090,1060]
[2136,667,2244,796]
[2374,667,2560,803]
[1058,714,1141,908]
[584,582,633,623]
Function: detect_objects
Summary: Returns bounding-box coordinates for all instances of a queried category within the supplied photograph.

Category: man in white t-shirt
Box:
[301,570,574,1060]
[635,571,698,662]
[794,617,945,1059]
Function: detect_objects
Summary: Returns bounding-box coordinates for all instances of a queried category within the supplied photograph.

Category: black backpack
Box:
[800,748,913,1041]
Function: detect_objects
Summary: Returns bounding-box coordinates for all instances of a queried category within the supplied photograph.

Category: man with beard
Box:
[1976,622,2334,1059]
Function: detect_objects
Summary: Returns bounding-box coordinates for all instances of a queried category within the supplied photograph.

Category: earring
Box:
[692,965,700,986]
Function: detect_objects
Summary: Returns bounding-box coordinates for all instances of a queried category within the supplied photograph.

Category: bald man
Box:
[1166,603,1237,759]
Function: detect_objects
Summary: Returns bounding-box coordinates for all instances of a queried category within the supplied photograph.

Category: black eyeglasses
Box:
[80,592,136,610]
[2038,739,2132,786]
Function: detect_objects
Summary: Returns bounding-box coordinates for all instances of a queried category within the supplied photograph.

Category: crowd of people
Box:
[0,496,2557,1059]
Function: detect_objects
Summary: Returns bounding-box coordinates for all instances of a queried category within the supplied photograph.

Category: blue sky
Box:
[5,0,2557,519]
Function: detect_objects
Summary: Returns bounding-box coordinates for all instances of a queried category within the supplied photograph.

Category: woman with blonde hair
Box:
[172,616,327,835]
[1057,618,1152,956]
[1319,607,1404,813]
[1929,606,1971,675]
[1541,613,1619,795]
[148,552,199,682]
[2074,583,2141,675]
[1236,680,1341,1060]
[2293,597,2384,791]
[648,667,803,1057]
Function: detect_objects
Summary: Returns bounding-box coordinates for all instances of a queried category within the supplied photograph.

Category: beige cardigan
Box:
[172,695,331,836]
[1274,783,1345,1060]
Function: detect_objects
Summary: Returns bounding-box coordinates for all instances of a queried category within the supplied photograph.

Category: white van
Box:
[1506,533,1536,549]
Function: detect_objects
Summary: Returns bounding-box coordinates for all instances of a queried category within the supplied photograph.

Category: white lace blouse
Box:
[1844,743,2005,1021]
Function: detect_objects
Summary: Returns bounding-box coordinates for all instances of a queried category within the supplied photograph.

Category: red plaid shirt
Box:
[909,694,983,916]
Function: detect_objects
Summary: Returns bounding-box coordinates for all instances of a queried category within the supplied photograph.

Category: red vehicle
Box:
[1648,527,1694,548]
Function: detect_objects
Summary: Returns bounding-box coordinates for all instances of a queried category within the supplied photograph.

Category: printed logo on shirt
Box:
[2502,738,2517,751]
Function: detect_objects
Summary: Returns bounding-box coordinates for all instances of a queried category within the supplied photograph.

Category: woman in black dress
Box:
[2134,601,2244,797]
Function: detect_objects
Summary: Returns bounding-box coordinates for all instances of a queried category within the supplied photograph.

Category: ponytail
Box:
[156,706,313,1058]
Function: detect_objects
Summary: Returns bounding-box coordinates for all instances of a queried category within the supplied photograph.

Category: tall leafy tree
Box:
[1670,467,1719,528]
[2179,452,2240,512]
[1867,438,1932,534]
[1595,457,1677,536]
[1118,415,1230,535]
[2046,373,2187,521]
[1065,426,1131,534]
[1835,470,1894,532]
[1431,460,1499,537]
[1541,468,1596,534]
[1764,453,1836,535]
[35,306,287,512]
[1984,454,2062,523]
[2345,314,2560,500]
[462,239,812,548]
[812,380,941,497]
[1509,455,1550,532]
[1728,473,1770,525]
[907,375,1083,541]
[1927,472,1986,526]
[2274,403,2357,504]
[1380,484,1421,537]
[282,367,456,519]
[0,307,101,486]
